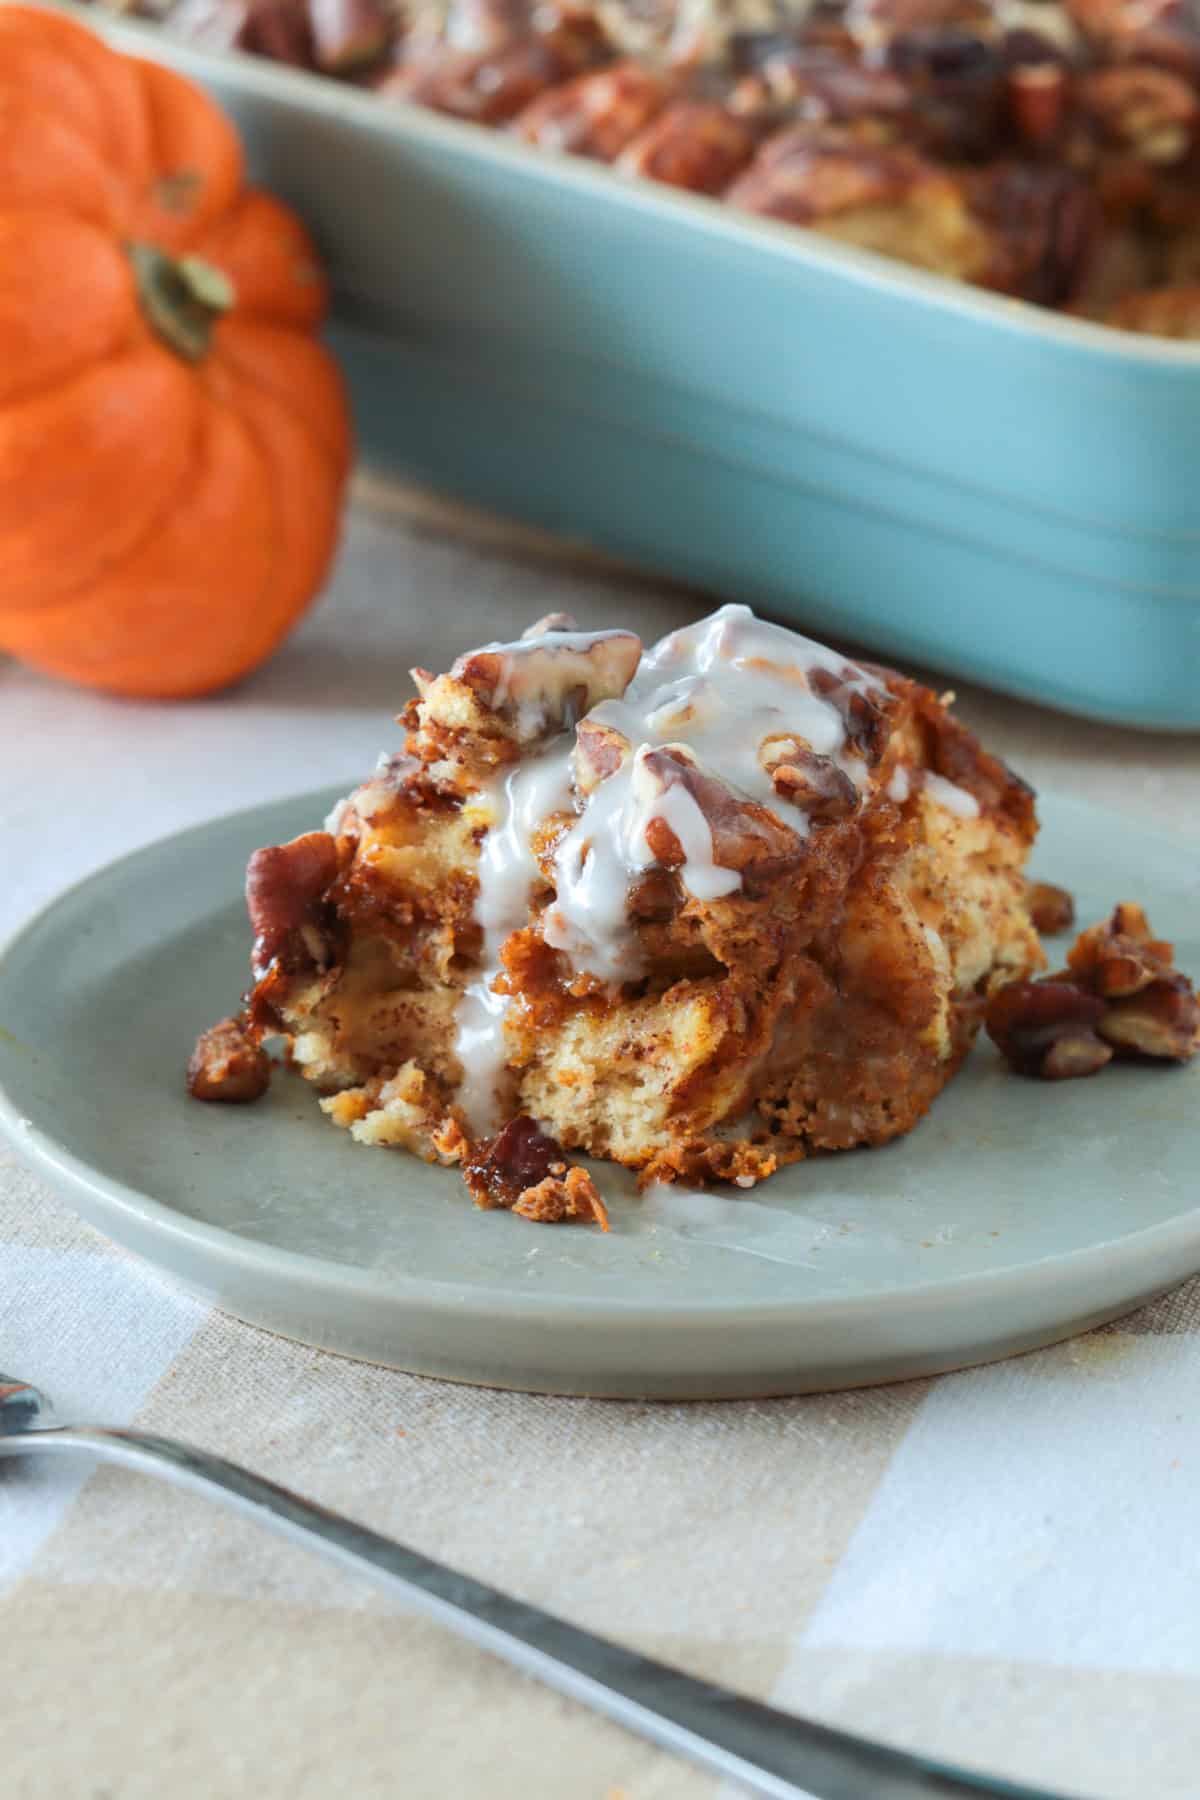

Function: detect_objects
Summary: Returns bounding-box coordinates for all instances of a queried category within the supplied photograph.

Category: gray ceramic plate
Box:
[2,787,1197,1398]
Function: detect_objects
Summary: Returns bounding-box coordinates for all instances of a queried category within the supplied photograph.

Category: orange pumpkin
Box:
[0,6,352,697]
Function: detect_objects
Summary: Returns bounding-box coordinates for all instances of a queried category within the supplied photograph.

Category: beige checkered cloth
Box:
[4,491,1200,1800]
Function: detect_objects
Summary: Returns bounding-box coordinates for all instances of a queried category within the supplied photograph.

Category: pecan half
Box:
[245,830,340,974]
[1025,879,1076,936]
[187,1015,272,1103]
[985,977,1111,1078]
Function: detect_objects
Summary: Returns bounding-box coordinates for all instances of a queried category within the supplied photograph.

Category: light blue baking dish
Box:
[81,8,1200,728]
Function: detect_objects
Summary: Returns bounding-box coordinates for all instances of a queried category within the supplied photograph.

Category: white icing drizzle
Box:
[452,603,884,1135]
[453,750,575,1132]
[924,771,981,819]
[888,765,910,804]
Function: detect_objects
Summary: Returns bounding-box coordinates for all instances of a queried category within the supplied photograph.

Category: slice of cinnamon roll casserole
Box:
[190,605,1044,1221]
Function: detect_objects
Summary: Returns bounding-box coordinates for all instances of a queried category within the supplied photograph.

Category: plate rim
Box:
[2,782,1199,1333]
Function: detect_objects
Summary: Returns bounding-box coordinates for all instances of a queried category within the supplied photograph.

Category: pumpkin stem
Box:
[127,243,235,361]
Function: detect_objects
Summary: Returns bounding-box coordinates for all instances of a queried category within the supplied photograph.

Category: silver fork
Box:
[0,1372,1075,1800]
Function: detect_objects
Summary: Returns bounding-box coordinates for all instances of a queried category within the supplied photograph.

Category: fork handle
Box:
[1,1425,1070,1800]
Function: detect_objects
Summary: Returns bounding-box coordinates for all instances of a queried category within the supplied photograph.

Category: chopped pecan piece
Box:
[380,38,582,125]
[513,61,674,159]
[309,0,392,70]
[1066,900,1174,994]
[971,162,1097,307]
[1079,63,1199,163]
[759,735,860,822]
[633,743,804,890]
[573,715,633,793]
[727,39,910,123]
[445,627,642,741]
[461,1113,564,1208]
[807,665,893,765]
[728,131,932,222]
[627,866,683,921]
[187,1015,272,1103]
[618,99,760,192]
[1099,979,1200,1059]
[986,978,1111,1078]
[883,26,1007,160]
[513,1165,610,1228]
[245,831,340,974]
[1041,1033,1115,1078]
[1025,879,1076,936]
[989,902,1198,1077]
[845,0,1000,40]
[241,0,315,61]
[186,0,317,62]
[1006,60,1070,149]
[379,0,610,119]
[461,1115,608,1226]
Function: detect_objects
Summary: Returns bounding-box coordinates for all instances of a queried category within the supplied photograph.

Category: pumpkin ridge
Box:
[198,361,343,674]
[0,13,153,191]
[131,56,243,252]
[0,402,279,697]
[0,356,206,618]
[210,321,351,476]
